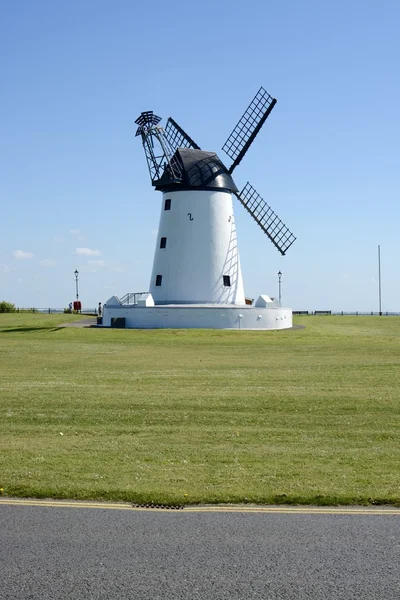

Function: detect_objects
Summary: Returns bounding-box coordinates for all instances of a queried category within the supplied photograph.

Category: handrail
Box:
[119,292,149,305]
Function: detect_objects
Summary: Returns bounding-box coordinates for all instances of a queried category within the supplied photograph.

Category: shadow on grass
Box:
[0,326,61,334]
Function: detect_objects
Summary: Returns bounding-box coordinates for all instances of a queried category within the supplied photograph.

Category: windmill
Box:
[135,87,296,307]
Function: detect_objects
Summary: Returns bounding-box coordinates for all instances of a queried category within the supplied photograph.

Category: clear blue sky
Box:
[1,0,399,311]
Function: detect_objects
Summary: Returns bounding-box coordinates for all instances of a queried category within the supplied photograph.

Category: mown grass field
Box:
[1,313,399,506]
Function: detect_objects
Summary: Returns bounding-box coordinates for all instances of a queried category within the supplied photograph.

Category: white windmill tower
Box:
[103,87,296,329]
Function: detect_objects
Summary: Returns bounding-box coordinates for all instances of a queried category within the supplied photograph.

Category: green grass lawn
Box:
[1,313,399,506]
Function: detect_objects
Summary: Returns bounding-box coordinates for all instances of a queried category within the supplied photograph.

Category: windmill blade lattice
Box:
[134,111,162,136]
[164,117,201,154]
[222,88,276,174]
[135,111,184,183]
[235,182,296,256]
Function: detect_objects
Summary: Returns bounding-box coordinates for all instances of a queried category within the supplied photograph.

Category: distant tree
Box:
[0,301,16,313]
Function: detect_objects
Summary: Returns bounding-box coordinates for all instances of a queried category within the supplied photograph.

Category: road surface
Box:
[1,500,399,599]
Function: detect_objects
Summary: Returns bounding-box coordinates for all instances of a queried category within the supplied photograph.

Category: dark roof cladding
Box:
[155,148,238,193]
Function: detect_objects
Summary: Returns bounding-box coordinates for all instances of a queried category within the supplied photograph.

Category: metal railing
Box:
[293,311,400,316]
[119,292,149,305]
[7,307,400,317]
[14,308,98,315]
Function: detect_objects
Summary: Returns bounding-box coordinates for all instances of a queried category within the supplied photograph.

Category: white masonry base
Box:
[102,304,292,330]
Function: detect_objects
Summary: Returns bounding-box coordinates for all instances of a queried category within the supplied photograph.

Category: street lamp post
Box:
[277,271,282,304]
[74,269,79,301]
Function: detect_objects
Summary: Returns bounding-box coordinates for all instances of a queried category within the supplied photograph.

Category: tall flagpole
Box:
[378,245,382,316]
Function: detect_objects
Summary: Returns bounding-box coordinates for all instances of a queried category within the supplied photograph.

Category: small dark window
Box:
[155,274,162,286]
[164,198,171,210]
[223,275,231,287]
[160,237,167,249]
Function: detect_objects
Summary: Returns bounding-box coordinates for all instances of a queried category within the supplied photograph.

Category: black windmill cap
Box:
[155,148,238,193]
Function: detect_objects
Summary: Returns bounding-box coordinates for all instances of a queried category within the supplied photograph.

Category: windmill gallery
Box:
[102,87,296,330]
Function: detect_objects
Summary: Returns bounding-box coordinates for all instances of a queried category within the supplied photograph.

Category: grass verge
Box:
[1,314,399,506]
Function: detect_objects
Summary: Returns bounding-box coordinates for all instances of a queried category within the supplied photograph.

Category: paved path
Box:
[1,500,399,599]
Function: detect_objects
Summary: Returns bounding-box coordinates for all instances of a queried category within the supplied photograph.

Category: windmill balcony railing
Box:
[119,292,150,306]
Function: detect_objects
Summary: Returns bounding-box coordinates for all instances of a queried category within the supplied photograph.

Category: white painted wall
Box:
[149,190,245,305]
[102,304,293,330]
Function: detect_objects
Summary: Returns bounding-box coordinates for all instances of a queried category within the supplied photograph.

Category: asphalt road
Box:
[1,502,399,599]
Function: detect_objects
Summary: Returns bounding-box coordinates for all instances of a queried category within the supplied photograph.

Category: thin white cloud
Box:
[39,259,57,267]
[88,260,106,267]
[112,267,124,272]
[0,264,10,273]
[74,248,102,257]
[69,229,86,241]
[13,250,33,260]
[53,235,64,243]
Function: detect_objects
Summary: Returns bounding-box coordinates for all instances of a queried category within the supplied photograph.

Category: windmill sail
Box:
[222,87,276,174]
[164,117,200,154]
[235,182,296,256]
[135,111,184,184]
